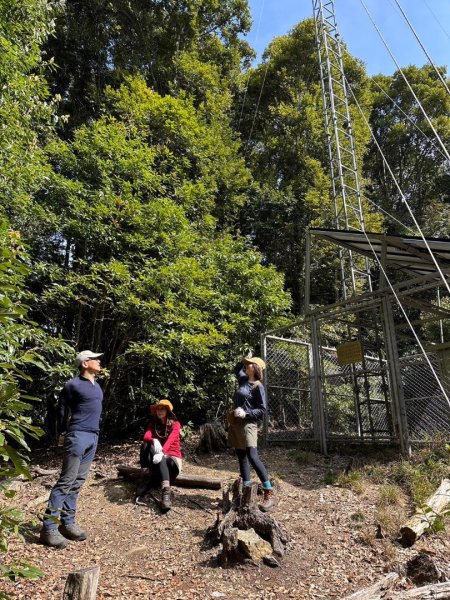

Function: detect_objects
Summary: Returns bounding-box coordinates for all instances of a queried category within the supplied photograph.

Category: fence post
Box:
[381,295,411,456]
[261,332,269,447]
[311,316,328,455]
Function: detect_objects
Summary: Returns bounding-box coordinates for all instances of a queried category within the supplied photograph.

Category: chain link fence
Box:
[262,283,450,450]
[264,336,314,442]
[401,351,450,441]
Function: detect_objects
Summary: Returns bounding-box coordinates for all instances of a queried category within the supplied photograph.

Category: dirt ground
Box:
[2,440,450,599]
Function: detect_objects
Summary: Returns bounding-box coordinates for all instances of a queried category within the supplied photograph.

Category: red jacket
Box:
[143,420,182,459]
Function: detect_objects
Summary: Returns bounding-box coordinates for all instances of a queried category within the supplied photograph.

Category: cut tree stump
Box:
[196,422,227,454]
[406,553,444,585]
[400,478,450,546]
[206,479,288,568]
[116,464,222,490]
[63,566,100,600]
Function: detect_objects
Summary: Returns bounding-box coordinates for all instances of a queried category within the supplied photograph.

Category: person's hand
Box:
[57,433,66,447]
[234,407,246,419]
[153,452,164,464]
[152,439,163,454]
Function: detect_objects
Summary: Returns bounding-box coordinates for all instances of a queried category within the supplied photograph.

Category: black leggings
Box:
[139,442,179,482]
[236,447,269,483]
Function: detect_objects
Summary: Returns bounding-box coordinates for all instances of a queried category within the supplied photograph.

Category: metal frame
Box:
[263,230,450,455]
[312,0,372,298]
[261,1,450,455]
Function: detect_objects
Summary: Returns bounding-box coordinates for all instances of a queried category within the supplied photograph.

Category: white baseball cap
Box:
[75,350,103,367]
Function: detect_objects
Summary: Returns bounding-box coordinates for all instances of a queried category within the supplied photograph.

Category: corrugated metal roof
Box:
[309,229,450,276]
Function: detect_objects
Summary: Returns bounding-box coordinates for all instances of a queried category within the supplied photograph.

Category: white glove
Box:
[234,407,246,419]
[152,439,163,454]
[153,452,164,464]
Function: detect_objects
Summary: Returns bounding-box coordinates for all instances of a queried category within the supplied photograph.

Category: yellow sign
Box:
[336,341,363,366]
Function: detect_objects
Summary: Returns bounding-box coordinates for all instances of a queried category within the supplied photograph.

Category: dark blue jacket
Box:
[234,362,267,422]
[58,375,103,434]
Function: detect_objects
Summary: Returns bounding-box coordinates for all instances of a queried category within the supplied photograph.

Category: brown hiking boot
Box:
[259,489,276,513]
[161,487,172,512]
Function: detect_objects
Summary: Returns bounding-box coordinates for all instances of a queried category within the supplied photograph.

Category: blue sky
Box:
[246,0,450,76]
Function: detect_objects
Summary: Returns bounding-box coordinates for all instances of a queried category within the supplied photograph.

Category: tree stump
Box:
[406,553,444,585]
[196,422,228,454]
[206,479,288,568]
[63,566,100,600]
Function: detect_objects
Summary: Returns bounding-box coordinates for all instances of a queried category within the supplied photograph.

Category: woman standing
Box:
[140,399,182,512]
[228,356,275,512]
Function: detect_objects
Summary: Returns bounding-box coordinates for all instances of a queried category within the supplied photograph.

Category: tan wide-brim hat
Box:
[243,356,266,370]
[150,399,175,418]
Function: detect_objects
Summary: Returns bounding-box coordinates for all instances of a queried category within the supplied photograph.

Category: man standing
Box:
[39,350,104,548]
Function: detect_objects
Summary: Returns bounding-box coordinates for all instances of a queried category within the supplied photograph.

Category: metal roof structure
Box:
[310,228,450,277]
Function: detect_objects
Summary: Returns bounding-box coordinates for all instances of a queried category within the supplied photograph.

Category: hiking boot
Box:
[161,487,172,512]
[59,523,88,541]
[39,528,69,549]
[259,489,276,513]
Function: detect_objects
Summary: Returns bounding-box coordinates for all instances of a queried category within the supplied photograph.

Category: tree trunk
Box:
[63,566,100,600]
[116,464,222,489]
[206,479,288,568]
[343,573,399,600]
[400,478,450,546]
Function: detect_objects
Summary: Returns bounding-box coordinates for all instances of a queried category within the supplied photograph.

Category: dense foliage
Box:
[1,0,448,434]
[1,0,449,585]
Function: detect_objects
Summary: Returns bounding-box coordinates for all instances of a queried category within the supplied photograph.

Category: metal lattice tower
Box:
[312,0,372,298]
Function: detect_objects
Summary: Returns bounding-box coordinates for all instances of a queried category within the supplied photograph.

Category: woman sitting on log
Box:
[140,399,182,512]
[228,356,275,512]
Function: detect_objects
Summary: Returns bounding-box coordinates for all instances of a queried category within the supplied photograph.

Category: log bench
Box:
[116,464,222,490]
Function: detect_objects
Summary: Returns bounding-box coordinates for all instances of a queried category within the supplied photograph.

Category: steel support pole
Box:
[381,295,411,456]
[305,230,311,315]
[261,332,269,447]
[311,317,328,455]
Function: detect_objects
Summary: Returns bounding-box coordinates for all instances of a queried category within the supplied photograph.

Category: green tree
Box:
[366,65,450,236]
[44,0,253,129]
[0,3,73,592]
[0,224,45,595]
[235,19,382,310]
[28,76,291,432]
[0,0,59,225]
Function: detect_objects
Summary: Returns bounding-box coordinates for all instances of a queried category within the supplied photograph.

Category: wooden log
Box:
[342,573,399,600]
[387,581,450,599]
[400,478,450,546]
[63,566,100,600]
[116,464,221,490]
[343,574,450,600]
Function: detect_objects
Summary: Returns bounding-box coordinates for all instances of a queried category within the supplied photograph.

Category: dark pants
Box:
[43,431,98,531]
[140,442,179,483]
[236,447,269,483]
